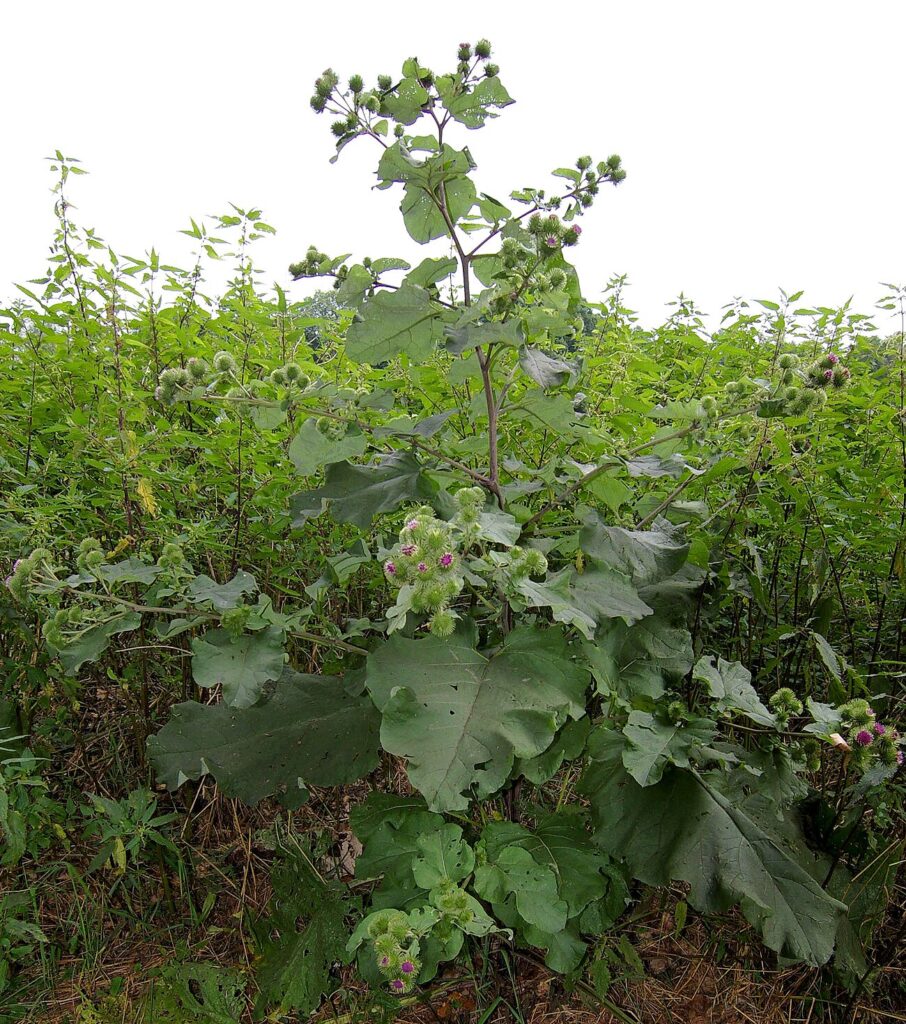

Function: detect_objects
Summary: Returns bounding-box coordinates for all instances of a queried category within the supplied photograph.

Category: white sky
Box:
[2,0,904,327]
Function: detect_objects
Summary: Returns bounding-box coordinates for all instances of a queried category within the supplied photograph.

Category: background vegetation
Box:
[1,41,903,1024]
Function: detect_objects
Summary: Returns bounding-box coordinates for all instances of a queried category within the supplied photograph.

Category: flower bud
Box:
[348,74,363,94]
[377,74,393,90]
[430,609,456,637]
[187,357,208,381]
[213,351,237,375]
[474,39,492,59]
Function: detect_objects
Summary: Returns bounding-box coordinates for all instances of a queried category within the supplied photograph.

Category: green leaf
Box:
[584,615,693,700]
[402,176,476,243]
[381,79,429,124]
[476,509,521,546]
[288,421,367,476]
[444,318,522,355]
[621,710,716,786]
[253,850,350,1017]
[582,728,846,965]
[98,557,161,585]
[518,346,578,389]
[625,454,689,478]
[515,564,652,639]
[811,631,842,681]
[693,656,776,728]
[186,570,257,611]
[351,793,446,909]
[346,283,441,364]
[148,670,380,805]
[524,920,587,973]
[191,626,286,709]
[478,193,511,222]
[156,963,245,1024]
[411,823,475,889]
[516,716,591,784]
[580,516,689,587]
[481,811,621,920]
[404,256,457,288]
[290,452,437,530]
[366,622,588,811]
[477,845,567,933]
[439,75,514,128]
[53,612,142,675]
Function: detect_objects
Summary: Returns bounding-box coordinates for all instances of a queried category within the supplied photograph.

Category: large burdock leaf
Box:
[584,613,693,700]
[366,623,588,811]
[580,516,689,587]
[186,570,258,611]
[290,452,437,530]
[52,612,142,675]
[581,728,846,965]
[288,421,367,477]
[350,793,446,910]
[621,710,716,786]
[693,656,776,727]
[191,626,286,709]
[346,283,442,364]
[518,346,578,389]
[148,670,380,806]
[515,564,653,639]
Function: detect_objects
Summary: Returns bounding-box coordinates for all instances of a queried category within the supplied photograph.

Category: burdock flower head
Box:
[855,729,874,747]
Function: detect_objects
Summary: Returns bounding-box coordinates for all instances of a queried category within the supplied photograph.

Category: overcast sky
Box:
[2,1,903,326]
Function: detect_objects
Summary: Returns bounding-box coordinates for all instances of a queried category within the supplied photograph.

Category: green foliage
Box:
[1,36,904,1017]
[365,621,586,811]
[581,728,846,964]
[252,845,352,1018]
[148,670,380,806]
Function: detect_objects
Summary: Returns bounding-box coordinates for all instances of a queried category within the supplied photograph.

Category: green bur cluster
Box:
[154,350,310,406]
[5,547,51,602]
[721,350,853,421]
[769,686,803,730]
[366,912,421,995]
[838,699,903,770]
[382,504,466,637]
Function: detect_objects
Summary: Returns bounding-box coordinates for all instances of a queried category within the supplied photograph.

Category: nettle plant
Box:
[8,40,902,1002]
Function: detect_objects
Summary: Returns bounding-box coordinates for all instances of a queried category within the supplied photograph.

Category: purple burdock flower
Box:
[572,224,582,235]
[855,729,874,747]
[384,561,397,576]
[874,722,886,736]
[545,235,558,248]
[417,561,428,573]
[897,750,904,766]
[380,956,390,966]
[401,543,416,556]
[401,960,415,974]
[391,979,405,992]
[823,369,834,381]
[827,353,839,364]
[439,552,454,568]
[405,519,420,532]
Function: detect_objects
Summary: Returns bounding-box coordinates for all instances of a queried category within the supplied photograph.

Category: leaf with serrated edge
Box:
[148,670,380,805]
[581,728,846,965]
[366,622,588,811]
